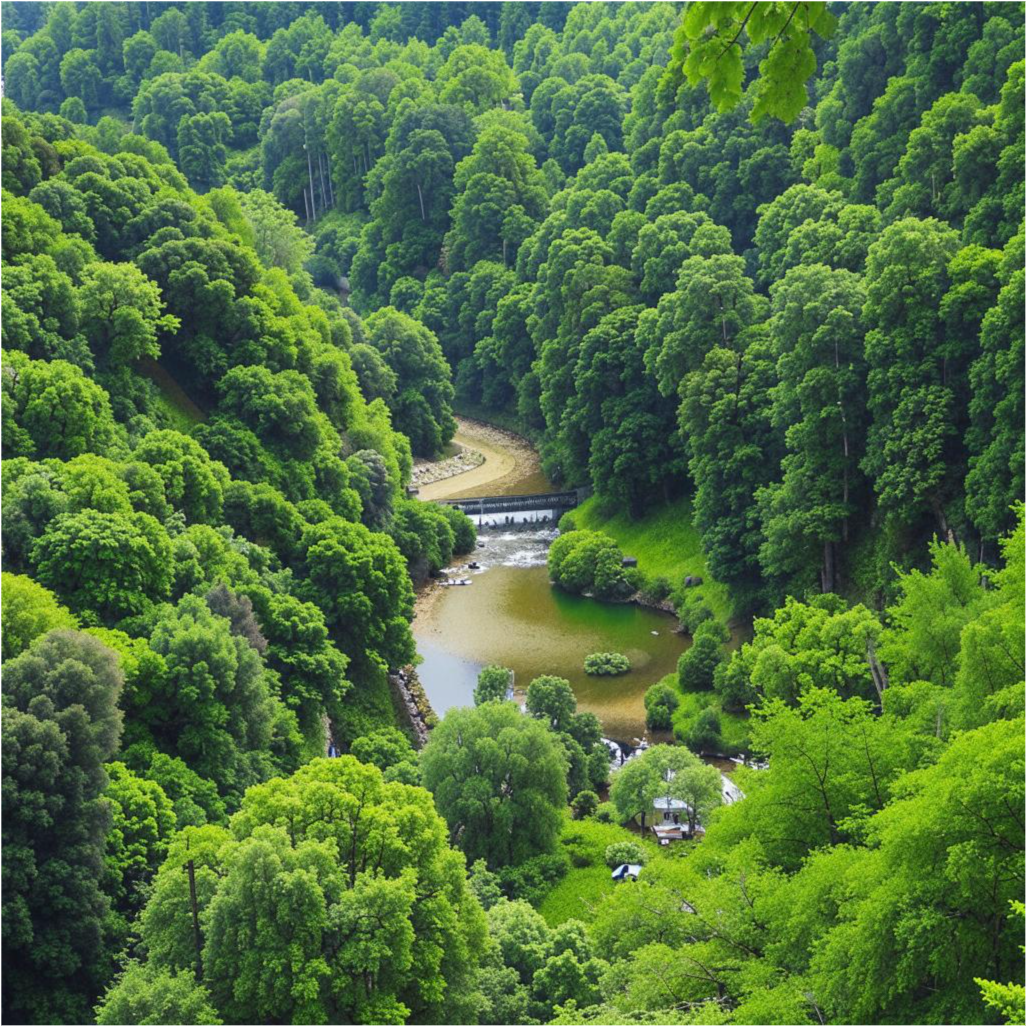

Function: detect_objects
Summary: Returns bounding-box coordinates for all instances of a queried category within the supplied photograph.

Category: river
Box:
[413,419,691,744]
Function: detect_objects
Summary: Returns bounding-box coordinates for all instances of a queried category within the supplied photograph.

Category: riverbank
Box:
[569,495,736,624]
[416,417,551,500]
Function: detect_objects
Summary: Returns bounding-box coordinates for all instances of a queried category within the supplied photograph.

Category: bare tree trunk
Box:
[323,151,335,208]
[306,145,317,220]
[416,182,426,221]
[302,186,310,224]
[866,637,889,706]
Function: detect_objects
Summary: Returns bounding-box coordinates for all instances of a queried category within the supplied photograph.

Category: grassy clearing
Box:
[571,495,734,623]
[670,681,752,755]
[538,818,662,926]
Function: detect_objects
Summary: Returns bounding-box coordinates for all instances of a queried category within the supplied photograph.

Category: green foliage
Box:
[664,2,837,122]
[95,963,222,1026]
[421,702,569,869]
[603,841,647,869]
[548,528,633,600]
[2,9,1024,1024]
[474,663,513,705]
[3,630,124,1024]
[643,681,679,731]
[0,571,79,661]
[583,651,630,676]
[136,758,488,1025]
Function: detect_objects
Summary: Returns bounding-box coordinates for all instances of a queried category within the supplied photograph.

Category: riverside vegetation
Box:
[0,3,1023,1026]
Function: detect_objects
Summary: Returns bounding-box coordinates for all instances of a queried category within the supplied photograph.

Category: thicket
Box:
[1,3,1023,1025]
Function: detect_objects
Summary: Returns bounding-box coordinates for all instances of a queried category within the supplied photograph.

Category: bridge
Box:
[437,490,581,516]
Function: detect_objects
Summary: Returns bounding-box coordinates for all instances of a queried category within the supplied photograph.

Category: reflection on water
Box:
[414,529,690,743]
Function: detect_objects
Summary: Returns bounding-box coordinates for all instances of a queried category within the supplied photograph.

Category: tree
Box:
[475,664,514,705]
[237,188,315,275]
[95,963,222,1026]
[677,620,725,692]
[102,761,176,924]
[525,675,577,732]
[133,430,229,525]
[138,594,281,801]
[3,356,118,462]
[32,509,173,623]
[421,702,569,868]
[0,572,78,661]
[299,516,415,674]
[861,217,962,537]
[808,715,1024,1024]
[965,236,1024,546]
[3,631,123,1024]
[610,744,722,836]
[759,264,868,591]
[140,758,488,1025]
[78,260,177,364]
[364,307,456,457]
[644,682,680,731]
[713,688,916,869]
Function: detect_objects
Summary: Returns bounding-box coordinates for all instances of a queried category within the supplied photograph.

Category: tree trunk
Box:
[416,181,426,221]
[866,637,889,706]
[931,495,956,545]
[306,145,317,220]
[302,186,310,224]
[821,539,835,594]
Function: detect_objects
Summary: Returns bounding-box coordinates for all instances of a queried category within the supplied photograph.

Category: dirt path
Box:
[416,417,549,500]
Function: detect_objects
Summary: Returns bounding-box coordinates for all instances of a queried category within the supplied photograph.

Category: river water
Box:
[413,434,691,744]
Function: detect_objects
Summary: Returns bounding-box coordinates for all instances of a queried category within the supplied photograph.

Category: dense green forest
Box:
[1,2,1023,1025]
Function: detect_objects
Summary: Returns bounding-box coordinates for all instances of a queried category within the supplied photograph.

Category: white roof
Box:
[653,797,688,810]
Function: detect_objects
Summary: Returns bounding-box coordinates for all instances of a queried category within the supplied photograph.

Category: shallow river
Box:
[413,439,691,743]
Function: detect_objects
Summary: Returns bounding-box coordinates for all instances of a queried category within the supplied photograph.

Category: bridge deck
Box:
[438,490,579,515]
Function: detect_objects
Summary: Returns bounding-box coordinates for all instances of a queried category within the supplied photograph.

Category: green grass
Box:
[571,495,735,623]
[670,679,751,755]
[538,818,661,926]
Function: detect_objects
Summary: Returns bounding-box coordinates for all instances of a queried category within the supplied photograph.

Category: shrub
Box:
[558,510,578,533]
[677,620,727,691]
[571,789,599,820]
[584,651,631,676]
[677,706,722,754]
[604,840,648,869]
[676,590,714,633]
[644,681,680,730]
[497,851,569,905]
[642,574,672,603]
[548,529,632,599]
[593,802,617,823]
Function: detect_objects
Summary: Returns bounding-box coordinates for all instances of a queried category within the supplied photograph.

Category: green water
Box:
[415,562,689,743]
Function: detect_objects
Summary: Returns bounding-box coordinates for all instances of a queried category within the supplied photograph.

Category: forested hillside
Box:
[1,3,1023,1025]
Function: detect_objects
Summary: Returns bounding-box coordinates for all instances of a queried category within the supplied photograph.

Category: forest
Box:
[0,2,1023,1024]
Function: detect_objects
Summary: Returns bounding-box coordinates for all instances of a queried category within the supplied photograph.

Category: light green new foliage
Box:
[95,963,222,1026]
[130,758,487,1026]
[422,701,569,868]
[0,571,78,661]
[663,2,837,122]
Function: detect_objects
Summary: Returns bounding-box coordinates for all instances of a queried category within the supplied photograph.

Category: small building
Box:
[611,863,642,883]
[621,556,638,568]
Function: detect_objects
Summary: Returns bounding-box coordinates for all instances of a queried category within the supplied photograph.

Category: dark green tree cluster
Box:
[0,83,473,1022]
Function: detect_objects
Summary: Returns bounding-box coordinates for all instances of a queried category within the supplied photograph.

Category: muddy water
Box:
[414,525,690,744]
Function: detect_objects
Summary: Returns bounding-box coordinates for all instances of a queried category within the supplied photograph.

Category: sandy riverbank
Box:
[415,417,548,500]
